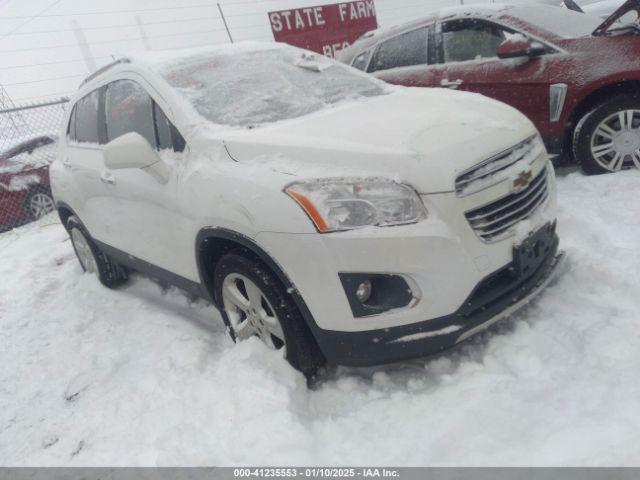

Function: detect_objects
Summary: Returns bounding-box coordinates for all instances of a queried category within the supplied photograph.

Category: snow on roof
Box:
[127,41,286,69]
[436,3,510,20]
[357,2,601,43]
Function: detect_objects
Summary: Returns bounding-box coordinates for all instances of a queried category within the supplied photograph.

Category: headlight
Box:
[285,178,427,233]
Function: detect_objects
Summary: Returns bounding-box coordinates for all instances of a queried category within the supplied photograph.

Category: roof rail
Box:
[80,58,131,87]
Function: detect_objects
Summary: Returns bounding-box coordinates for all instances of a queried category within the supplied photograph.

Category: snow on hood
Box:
[220,87,536,194]
[0,142,56,175]
[583,0,626,18]
[501,4,602,38]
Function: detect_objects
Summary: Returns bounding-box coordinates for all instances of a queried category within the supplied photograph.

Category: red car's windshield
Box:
[503,5,603,38]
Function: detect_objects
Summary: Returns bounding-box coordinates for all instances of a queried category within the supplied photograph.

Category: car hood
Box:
[220,88,536,194]
[593,0,640,34]
[0,158,24,175]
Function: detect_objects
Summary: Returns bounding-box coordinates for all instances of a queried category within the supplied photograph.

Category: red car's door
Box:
[435,18,551,136]
[0,157,31,227]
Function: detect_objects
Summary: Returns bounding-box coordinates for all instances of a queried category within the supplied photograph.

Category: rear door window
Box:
[368,27,429,73]
[351,50,372,71]
[74,89,101,144]
[105,80,156,146]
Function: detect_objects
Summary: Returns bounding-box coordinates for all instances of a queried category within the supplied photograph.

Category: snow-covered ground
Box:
[1,167,639,466]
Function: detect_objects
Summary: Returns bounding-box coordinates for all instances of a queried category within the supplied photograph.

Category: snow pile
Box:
[1,168,640,466]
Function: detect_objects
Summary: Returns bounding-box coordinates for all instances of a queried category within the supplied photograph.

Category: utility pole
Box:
[136,15,152,50]
[217,3,233,43]
[71,20,97,73]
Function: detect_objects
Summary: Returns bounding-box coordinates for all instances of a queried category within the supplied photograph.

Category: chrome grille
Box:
[455,135,541,197]
[465,166,549,242]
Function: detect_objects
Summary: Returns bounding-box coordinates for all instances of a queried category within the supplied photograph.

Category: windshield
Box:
[506,5,603,38]
[159,45,387,127]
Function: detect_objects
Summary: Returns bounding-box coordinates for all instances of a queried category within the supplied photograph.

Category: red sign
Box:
[268,1,378,58]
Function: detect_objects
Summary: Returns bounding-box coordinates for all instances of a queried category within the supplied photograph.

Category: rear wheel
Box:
[67,215,128,288]
[573,95,640,175]
[214,251,325,378]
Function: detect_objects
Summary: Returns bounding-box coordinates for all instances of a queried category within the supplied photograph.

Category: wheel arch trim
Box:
[55,201,79,230]
[565,80,640,141]
[195,227,323,336]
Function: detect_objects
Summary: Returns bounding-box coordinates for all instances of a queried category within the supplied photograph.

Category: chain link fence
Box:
[0,98,68,232]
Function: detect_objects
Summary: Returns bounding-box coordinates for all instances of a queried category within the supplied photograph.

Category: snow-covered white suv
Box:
[51,43,564,377]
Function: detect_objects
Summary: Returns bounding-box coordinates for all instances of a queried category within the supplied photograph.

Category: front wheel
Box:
[214,251,325,378]
[573,95,640,175]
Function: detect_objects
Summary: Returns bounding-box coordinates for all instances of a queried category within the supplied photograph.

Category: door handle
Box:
[62,157,72,168]
[100,170,115,185]
[441,78,463,89]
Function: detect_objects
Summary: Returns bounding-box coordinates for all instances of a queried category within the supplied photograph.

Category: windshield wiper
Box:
[605,23,640,35]
[295,52,329,72]
[295,61,323,72]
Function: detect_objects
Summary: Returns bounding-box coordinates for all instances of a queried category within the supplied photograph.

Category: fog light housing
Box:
[355,280,372,303]
[339,273,414,317]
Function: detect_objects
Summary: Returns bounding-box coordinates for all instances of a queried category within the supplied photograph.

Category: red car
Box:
[0,135,56,230]
[338,0,640,174]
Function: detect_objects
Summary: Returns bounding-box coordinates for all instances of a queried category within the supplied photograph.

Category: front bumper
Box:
[312,237,564,367]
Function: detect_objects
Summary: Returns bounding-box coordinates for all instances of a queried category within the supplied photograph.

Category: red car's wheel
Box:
[25,188,55,220]
[573,94,640,175]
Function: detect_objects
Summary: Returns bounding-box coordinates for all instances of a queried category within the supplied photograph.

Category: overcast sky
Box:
[0,0,536,103]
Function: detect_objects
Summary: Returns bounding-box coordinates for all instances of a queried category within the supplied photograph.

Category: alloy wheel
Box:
[221,273,286,350]
[590,109,640,171]
[70,228,98,274]
[29,192,55,219]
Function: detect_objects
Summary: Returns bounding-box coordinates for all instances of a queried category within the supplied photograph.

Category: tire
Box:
[66,215,128,288]
[214,250,325,378]
[24,187,55,221]
[573,94,640,175]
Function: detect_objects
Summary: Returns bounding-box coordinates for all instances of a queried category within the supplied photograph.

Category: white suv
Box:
[51,43,564,377]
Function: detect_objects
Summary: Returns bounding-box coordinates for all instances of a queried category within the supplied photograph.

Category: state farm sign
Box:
[268,1,377,58]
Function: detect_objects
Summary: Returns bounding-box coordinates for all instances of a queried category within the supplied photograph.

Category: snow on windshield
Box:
[507,5,603,38]
[158,45,387,127]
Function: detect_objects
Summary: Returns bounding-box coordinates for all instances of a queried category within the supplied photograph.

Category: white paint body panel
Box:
[51,45,558,333]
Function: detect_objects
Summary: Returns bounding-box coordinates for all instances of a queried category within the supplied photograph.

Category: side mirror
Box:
[497,36,546,60]
[103,132,169,184]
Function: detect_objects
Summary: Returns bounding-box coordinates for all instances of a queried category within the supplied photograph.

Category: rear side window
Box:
[369,27,429,73]
[74,89,101,143]
[67,106,77,141]
[351,50,371,71]
[105,80,156,146]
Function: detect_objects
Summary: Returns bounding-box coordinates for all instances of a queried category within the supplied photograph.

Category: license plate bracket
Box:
[513,222,556,278]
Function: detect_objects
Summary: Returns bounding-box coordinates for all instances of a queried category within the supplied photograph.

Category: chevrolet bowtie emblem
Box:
[513,170,533,192]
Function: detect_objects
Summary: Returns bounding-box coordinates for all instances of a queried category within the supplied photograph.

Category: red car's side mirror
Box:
[497,37,546,60]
